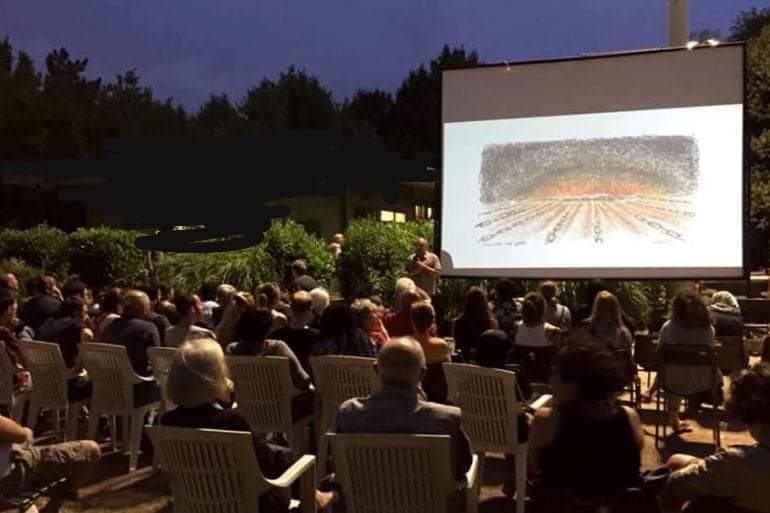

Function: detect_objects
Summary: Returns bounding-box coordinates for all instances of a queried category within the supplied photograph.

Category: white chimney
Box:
[667,0,690,47]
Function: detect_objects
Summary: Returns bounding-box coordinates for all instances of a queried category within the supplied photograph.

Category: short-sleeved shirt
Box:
[405,252,441,295]
[164,324,215,348]
[225,339,311,392]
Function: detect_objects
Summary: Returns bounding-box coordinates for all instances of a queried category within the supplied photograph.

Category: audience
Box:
[514,292,560,349]
[226,307,315,423]
[36,296,94,368]
[351,298,389,348]
[661,363,770,513]
[94,287,122,339]
[311,303,377,357]
[585,291,633,352]
[290,259,319,293]
[540,281,572,330]
[215,291,255,346]
[165,293,215,348]
[211,283,236,328]
[0,273,19,292]
[404,237,442,297]
[493,278,521,337]
[161,338,334,512]
[453,286,498,357]
[658,291,721,433]
[573,279,636,333]
[334,337,471,491]
[528,338,645,511]
[21,275,61,332]
[270,291,322,372]
[309,287,330,328]
[0,290,29,392]
[475,329,512,369]
[709,290,744,338]
[383,289,421,337]
[409,301,450,403]
[256,283,289,331]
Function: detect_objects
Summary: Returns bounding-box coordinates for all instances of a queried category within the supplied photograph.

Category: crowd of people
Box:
[0,237,769,512]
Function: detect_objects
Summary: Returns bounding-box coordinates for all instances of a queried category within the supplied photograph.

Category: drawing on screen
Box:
[475,135,699,245]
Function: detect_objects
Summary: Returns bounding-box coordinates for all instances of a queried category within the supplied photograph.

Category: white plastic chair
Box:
[309,355,379,480]
[443,363,550,513]
[227,355,311,454]
[18,341,88,441]
[80,343,160,471]
[0,341,29,423]
[149,426,316,513]
[147,346,178,413]
[328,433,480,513]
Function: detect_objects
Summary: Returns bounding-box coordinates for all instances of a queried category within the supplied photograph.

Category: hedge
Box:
[67,227,147,289]
[0,225,69,276]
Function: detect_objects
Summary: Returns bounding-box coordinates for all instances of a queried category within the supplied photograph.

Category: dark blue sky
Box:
[3,0,769,110]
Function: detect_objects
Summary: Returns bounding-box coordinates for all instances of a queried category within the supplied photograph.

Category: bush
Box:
[0,258,45,300]
[260,218,334,288]
[67,227,147,289]
[337,218,435,301]
[0,225,69,276]
[155,246,279,294]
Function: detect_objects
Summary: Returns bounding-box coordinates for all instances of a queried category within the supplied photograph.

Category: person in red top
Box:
[352,298,389,348]
[383,289,421,337]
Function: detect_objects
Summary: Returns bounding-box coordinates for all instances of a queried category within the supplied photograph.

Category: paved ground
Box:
[11,363,757,513]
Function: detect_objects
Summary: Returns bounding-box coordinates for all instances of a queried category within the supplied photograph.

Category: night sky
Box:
[3,0,769,110]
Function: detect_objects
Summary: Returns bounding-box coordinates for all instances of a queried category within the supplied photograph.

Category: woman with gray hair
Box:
[709,290,743,338]
[161,338,335,512]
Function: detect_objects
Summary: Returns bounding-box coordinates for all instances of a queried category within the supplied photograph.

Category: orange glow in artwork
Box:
[529,179,667,199]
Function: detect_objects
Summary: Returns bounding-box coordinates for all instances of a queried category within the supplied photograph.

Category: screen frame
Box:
[436,43,748,281]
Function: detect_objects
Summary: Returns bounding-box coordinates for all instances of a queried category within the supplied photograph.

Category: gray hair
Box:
[166,338,230,408]
[310,287,330,314]
[215,284,236,304]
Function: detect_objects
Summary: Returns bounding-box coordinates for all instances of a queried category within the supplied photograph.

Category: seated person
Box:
[226,307,314,423]
[528,338,645,511]
[161,339,333,512]
[21,275,61,332]
[383,287,420,338]
[164,293,215,348]
[0,291,30,393]
[709,290,744,338]
[351,298,389,349]
[270,291,322,372]
[0,415,100,509]
[101,290,161,407]
[409,301,450,403]
[311,303,376,358]
[540,281,572,331]
[661,363,770,513]
[452,286,498,357]
[514,292,560,349]
[334,337,471,487]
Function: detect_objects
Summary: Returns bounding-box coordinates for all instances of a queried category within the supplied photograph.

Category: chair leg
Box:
[654,391,662,449]
[128,410,146,471]
[110,415,119,453]
[65,404,80,441]
[515,444,527,513]
[11,396,27,424]
[86,409,101,441]
[475,453,486,498]
[26,399,41,433]
[317,433,330,487]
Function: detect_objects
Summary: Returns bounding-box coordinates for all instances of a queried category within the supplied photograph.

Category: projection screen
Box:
[440,44,745,279]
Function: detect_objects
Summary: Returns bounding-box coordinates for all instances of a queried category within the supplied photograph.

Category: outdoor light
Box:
[503,60,511,72]
[706,38,721,47]
[686,40,699,50]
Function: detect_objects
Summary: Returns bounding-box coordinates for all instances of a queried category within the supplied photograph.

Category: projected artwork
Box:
[475,136,699,245]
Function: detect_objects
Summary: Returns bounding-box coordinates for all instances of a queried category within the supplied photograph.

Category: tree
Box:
[388,45,480,167]
[729,7,770,42]
[239,66,336,130]
[0,41,45,161]
[337,88,394,140]
[194,94,245,136]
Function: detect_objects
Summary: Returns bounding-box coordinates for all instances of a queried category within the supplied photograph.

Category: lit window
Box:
[414,204,434,220]
[380,210,395,222]
[395,212,406,223]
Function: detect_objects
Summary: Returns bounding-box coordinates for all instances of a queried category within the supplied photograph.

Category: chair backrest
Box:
[633,333,659,370]
[659,344,717,367]
[328,433,455,513]
[443,362,520,453]
[0,342,15,406]
[737,298,770,324]
[148,426,268,513]
[18,341,70,407]
[715,336,748,375]
[147,346,178,408]
[227,356,294,435]
[80,343,139,413]
[659,344,720,396]
[310,355,379,410]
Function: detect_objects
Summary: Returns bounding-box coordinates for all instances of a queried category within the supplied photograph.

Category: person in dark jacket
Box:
[21,275,61,332]
[709,290,744,338]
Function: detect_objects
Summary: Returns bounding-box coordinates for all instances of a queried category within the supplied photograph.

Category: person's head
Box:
[670,290,711,330]
[726,363,770,441]
[352,298,379,332]
[159,284,175,302]
[122,290,152,320]
[99,287,123,315]
[410,300,435,334]
[62,280,87,300]
[415,237,428,257]
[495,278,517,303]
[332,233,345,245]
[290,290,313,322]
[590,290,623,329]
[199,282,217,302]
[398,290,421,315]
[60,295,87,321]
[463,286,492,322]
[521,292,546,327]
[29,275,56,296]
[290,259,308,278]
[375,337,426,388]
[475,329,510,368]
[257,283,281,308]
[310,287,330,317]
[166,338,232,408]
[215,284,236,306]
[174,293,204,324]
[539,281,559,304]
[235,306,273,343]
[0,289,17,326]
[328,242,342,257]
[551,336,624,404]
[320,302,357,338]
[711,290,740,315]
[395,277,417,299]
[0,273,18,291]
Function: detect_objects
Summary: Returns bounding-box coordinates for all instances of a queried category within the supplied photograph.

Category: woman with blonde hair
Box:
[161,338,334,512]
[587,291,632,352]
[215,291,254,346]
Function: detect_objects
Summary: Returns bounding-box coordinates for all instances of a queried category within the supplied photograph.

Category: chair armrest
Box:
[528,394,553,411]
[266,454,316,489]
[465,454,480,492]
[131,373,157,384]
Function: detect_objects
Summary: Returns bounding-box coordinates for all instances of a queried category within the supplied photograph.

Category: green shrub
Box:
[0,225,69,275]
[67,227,147,289]
[0,258,45,300]
[260,219,334,288]
[337,218,435,301]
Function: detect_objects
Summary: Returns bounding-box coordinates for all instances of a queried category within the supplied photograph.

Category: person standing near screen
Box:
[405,238,442,297]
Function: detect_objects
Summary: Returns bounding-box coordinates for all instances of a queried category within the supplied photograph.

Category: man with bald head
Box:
[103,290,160,377]
[405,237,441,296]
[334,337,471,483]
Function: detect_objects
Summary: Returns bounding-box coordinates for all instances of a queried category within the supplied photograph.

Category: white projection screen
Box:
[440,44,745,279]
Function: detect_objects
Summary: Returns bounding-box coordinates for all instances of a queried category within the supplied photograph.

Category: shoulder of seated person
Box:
[419,400,462,420]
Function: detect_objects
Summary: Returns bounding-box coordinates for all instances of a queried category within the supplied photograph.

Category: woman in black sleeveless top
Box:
[528,336,645,511]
